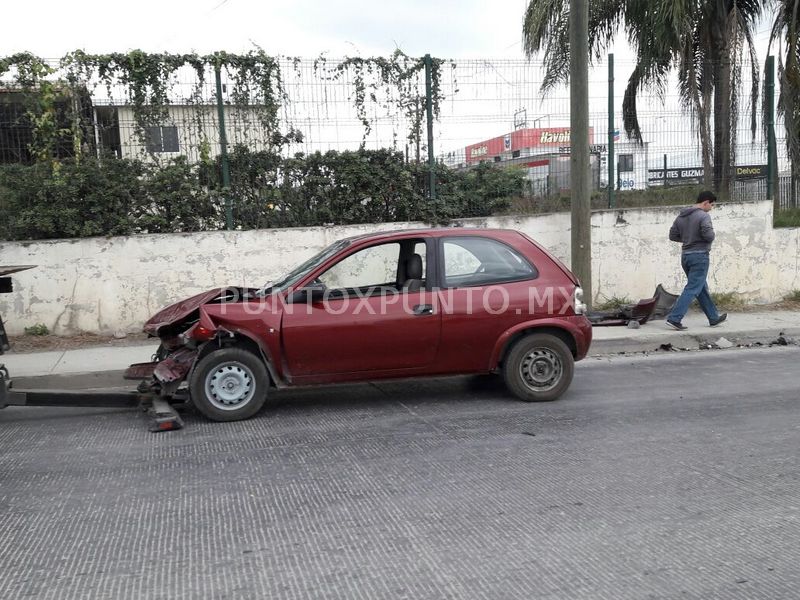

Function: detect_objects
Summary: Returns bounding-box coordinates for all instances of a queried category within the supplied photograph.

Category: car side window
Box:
[443,237,537,287]
[444,242,481,278]
[317,242,401,292]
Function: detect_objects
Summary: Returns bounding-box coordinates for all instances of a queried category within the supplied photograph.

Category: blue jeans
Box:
[667,252,720,323]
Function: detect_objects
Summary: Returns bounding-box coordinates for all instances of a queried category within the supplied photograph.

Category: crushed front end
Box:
[125,287,255,400]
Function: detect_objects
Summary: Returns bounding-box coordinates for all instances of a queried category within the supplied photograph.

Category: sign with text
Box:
[465,127,595,164]
[647,165,767,185]
[558,144,608,155]
[733,164,768,179]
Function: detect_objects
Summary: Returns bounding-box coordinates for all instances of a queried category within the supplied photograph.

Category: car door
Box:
[435,235,540,372]
[281,238,441,378]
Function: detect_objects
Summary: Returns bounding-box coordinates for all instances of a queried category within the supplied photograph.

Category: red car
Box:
[128,229,592,421]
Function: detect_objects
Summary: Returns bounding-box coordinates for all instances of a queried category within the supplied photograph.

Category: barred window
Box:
[144,126,179,153]
[619,154,634,172]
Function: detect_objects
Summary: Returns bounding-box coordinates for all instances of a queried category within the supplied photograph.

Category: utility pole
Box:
[607,53,615,209]
[570,0,592,307]
[424,54,437,200]
[214,64,233,230]
[766,55,778,207]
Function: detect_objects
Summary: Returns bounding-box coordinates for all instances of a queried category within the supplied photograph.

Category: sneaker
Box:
[666,319,688,331]
[709,313,727,327]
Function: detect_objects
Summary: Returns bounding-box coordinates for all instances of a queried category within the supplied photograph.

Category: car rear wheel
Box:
[189,347,269,422]
[503,333,574,402]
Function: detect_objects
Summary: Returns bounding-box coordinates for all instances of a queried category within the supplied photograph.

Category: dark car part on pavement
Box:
[588,284,679,327]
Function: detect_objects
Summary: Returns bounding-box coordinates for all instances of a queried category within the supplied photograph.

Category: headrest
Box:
[406,253,423,280]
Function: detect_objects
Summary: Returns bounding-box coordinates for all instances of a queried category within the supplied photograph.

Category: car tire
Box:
[503,333,574,402]
[189,347,269,422]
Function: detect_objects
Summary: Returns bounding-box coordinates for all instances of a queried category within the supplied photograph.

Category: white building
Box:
[94,103,277,162]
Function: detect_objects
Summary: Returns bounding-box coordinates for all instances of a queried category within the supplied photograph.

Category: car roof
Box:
[342,227,523,244]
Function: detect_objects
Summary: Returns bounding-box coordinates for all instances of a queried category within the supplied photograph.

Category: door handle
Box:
[413,304,434,316]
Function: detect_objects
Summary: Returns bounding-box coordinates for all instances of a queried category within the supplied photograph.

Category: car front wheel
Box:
[189,347,269,422]
[503,333,574,402]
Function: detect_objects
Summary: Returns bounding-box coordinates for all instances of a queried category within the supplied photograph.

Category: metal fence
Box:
[0,52,795,207]
[733,175,800,209]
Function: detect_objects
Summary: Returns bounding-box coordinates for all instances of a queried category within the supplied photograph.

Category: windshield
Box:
[259,239,351,295]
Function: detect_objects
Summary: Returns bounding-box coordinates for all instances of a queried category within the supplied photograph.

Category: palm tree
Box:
[767,0,800,206]
[523,0,763,198]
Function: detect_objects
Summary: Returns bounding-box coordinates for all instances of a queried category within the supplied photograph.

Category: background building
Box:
[456,126,650,194]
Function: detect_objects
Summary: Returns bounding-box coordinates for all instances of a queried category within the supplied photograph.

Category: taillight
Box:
[573,287,587,315]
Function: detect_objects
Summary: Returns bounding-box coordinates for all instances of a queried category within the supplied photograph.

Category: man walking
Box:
[665,190,727,330]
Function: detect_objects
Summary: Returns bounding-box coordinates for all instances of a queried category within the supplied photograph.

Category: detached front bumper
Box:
[124,347,198,384]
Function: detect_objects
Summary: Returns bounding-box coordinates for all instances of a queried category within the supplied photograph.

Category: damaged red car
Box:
[126,229,592,422]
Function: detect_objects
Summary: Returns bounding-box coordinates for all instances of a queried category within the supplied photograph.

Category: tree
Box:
[767,0,800,206]
[523,0,763,199]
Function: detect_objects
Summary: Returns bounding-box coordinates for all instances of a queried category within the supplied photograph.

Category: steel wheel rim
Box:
[519,347,562,392]
[205,362,256,411]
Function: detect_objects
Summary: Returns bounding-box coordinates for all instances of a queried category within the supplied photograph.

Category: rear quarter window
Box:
[442,236,538,288]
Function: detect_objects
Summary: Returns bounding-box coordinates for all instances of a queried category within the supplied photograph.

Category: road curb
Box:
[589,326,800,355]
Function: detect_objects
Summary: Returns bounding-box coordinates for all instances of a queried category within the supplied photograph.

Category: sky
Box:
[2,0,781,87]
[3,0,537,59]
[4,0,776,99]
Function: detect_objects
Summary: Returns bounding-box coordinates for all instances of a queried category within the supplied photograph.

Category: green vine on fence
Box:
[0,49,450,163]
[1,50,293,158]
[0,53,72,164]
[63,50,212,148]
[213,50,285,138]
[331,50,447,148]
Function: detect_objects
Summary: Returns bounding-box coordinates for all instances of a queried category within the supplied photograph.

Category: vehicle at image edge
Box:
[125,228,593,422]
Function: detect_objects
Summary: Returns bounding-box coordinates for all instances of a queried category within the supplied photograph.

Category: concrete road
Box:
[1,346,799,599]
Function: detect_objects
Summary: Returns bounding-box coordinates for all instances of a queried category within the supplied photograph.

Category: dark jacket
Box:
[669,207,715,253]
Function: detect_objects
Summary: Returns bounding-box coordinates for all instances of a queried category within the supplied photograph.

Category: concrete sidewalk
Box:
[1,344,155,378]
[1,310,798,379]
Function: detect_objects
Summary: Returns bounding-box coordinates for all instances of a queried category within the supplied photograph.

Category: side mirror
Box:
[288,281,326,304]
[306,281,326,302]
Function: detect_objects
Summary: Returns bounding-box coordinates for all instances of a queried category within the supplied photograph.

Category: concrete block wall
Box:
[0,200,796,335]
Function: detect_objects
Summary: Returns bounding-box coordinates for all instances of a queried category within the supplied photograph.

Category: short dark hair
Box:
[697,190,716,204]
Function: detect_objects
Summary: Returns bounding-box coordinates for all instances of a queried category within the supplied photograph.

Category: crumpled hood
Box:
[143,288,242,335]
